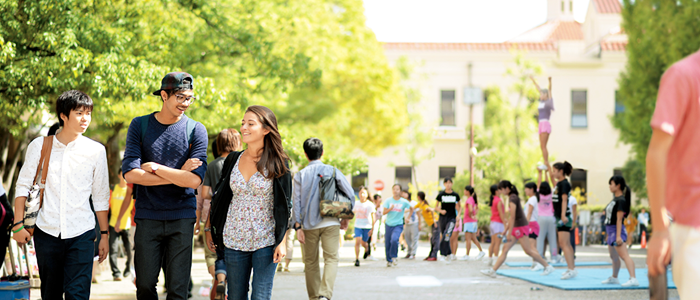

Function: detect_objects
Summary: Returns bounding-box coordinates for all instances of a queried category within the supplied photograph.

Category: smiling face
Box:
[60,107,92,134]
[161,90,193,119]
[392,185,401,198]
[359,189,369,202]
[240,111,270,146]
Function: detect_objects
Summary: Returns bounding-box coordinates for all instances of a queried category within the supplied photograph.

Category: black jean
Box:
[108,225,133,278]
[428,223,441,258]
[438,217,456,256]
[34,227,96,300]
[134,218,195,300]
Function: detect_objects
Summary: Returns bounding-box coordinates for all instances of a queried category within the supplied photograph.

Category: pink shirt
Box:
[463,197,477,223]
[538,194,554,217]
[490,196,503,223]
[650,50,700,228]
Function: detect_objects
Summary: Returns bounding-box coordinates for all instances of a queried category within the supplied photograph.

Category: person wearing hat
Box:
[122,72,209,299]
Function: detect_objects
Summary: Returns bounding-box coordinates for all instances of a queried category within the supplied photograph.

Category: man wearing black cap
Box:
[122,72,208,299]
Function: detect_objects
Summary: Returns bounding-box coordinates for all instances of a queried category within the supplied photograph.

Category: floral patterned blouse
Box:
[223,153,276,251]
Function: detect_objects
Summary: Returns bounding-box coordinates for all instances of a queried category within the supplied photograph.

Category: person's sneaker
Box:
[438,256,446,261]
[621,278,640,287]
[449,254,456,261]
[537,163,548,171]
[408,255,415,260]
[425,257,437,261]
[541,265,555,276]
[354,259,360,267]
[113,276,122,282]
[283,267,290,272]
[387,261,392,267]
[392,258,398,266]
[480,269,497,278]
[531,263,544,272]
[483,257,492,265]
[404,254,411,259]
[363,248,370,259]
[601,277,620,284]
[277,264,283,272]
[561,269,578,280]
[319,297,330,300]
[214,281,225,300]
[366,255,378,261]
[475,251,486,260]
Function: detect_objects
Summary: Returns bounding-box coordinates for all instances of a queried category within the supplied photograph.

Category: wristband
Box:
[203,227,211,232]
[12,220,24,228]
[100,231,109,235]
[12,225,24,234]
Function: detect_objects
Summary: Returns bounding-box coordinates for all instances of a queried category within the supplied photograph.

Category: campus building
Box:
[364,0,630,205]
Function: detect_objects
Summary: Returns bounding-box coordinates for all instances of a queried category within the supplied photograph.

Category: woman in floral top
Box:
[208,105,292,300]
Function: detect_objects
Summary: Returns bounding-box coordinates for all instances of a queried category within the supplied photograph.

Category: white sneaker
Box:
[480,269,497,278]
[488,258,494,266]
[531,263,544,272]
[392,258,398,266]
[483,257,492,265]
[450,254,456,261]
[366,255,378,261]
[541,265,555,276]
[560,269,577,280]
[601,277,620,284]
[460,255,470,261]
[537,163,548,171]
[438,256,446,261]
[475,251,486,260]
[621,278,639,287]
[387,262,392,267]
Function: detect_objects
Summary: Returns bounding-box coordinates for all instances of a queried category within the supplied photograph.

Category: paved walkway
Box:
[29,241,679,299]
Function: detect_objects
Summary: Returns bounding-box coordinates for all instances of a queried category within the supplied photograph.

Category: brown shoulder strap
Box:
[36,136,53,209]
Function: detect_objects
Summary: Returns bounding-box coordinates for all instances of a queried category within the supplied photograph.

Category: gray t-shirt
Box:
[538,98,554,121]
[203,156,226,189]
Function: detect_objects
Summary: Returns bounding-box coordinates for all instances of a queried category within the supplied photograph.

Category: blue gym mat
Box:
[495,268,676,290]
[505,261,611,267]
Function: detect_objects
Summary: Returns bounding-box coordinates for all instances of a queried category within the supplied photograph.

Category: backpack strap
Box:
[186,118,196,149]
[140,115,149,145]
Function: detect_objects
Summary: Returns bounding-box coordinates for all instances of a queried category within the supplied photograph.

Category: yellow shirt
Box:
[416,201,437,227]
[109,184,133,229]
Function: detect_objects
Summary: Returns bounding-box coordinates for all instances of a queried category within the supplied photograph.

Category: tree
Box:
[612,0,700,198]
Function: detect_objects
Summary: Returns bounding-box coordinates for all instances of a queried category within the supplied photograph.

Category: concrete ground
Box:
[29,240,679,299]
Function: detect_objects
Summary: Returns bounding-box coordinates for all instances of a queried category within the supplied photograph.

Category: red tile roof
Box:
[594,0,622,14]
[382,42,556,52]
[550,21,584,40]
[509,20,584,42]
[600,41,627,51]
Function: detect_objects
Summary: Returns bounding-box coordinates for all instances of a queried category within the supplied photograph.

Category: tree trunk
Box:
[0,128,9,180]
[105,122,124,187]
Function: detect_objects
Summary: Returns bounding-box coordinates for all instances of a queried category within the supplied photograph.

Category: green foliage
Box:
[612,0,700,198]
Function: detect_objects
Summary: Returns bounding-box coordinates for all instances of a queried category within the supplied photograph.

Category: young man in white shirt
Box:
[13,90,110,300]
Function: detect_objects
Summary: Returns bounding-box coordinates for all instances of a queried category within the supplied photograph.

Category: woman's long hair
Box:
[609,175,631,217]
[245,105,289,179]
[497,180,519,196]
[489,184,497,206]
[418,191,427,206]
[525,182,539,202]
[465,185,478,205]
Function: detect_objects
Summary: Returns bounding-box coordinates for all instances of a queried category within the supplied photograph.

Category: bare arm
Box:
[145,164,202,189]
[646,129,674,276]
[548,77,552,94]
[529,76,541,91]
[507,203,516,235]
[124,169,171,186]
[202,185,212,201]
[114,185,134,232]
[526,204,534,222]
[497,201,507,228]
[561,193,569,221]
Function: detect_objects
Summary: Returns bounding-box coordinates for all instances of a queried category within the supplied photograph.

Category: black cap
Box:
[152,72,194,96]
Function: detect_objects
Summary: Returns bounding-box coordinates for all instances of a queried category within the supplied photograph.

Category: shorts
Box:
[463,222,478,233]
[453,220,463,233]
[539,120,552,134]
[512,226,530,240]
[490,221,505,235]
[205,241,218,268]
[605,225,627,246]
[354,228,371,242]
[556,216,573,232]
[528,221,540,238]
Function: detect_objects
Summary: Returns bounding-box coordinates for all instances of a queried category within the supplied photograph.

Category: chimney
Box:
[548,0,575,21]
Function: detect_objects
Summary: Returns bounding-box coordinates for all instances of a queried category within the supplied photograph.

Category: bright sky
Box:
[363,0,591,43]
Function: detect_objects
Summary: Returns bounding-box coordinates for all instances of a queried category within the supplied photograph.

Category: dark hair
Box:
[373,194,381,200]
[609,175,631,217]
[358,186,370,200]
[303,138,323,161]
[539,181,552,196]
[392,183,401,190]
[498,180,519,196]
[47,122,60,136]
[489,184,498,206]
[212,139,219,158]
[525,182,539,202]
[417,191,427,205]
[160,88,189,102]
[245,105,289,179]
[56,90,93,127]
[217,128,242,155]
[403,191,411,200]
[553,161,573,177]
[465,185,478,205]
[444,177,453,183]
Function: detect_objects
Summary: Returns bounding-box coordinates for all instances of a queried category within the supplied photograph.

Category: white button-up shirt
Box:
[15,135,110,239]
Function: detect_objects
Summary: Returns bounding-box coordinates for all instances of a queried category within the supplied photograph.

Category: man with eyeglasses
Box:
[122,72,208,299]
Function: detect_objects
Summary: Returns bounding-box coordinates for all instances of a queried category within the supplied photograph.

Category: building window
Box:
[613,169,623,177]
[615,90,625,115]
[571,90,587,128]
[439,167,456,181]
[395,167,412,191]
[352,171,368,193]
[561,1,565,12]
[440,90,456,126]
[570,1,573,12]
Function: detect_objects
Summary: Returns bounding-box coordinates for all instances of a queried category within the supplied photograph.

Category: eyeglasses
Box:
[174,94,197,104]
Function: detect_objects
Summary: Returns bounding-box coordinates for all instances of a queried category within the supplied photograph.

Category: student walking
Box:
[122,72,208,299]
[402,191,420,260]
[108,169,134,281]
[417,192,439,261]
[551,161,577,279]
[646,49,700,300]
[601,176,639,287]
[208,106,291,300]
[353,186,376,266]
[368,194,384,259]
[12,90,111,299]
[533,168,558,271]
[436,178,460,261]
[461,186,485,261]
[524,182,542,269]
[481,181,555,278]
[383,184,412,267]
[485,184,506,266]
[291,137,354,300]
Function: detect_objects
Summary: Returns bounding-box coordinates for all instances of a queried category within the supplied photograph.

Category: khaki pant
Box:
[671,223,700,299]
[301,225,340,300]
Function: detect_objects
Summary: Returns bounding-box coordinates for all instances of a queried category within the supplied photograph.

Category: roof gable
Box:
[594,0,622,14]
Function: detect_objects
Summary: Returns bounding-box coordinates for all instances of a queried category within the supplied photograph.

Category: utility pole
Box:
[468,62,475,187]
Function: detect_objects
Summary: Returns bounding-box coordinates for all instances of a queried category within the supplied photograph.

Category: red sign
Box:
[373,180,385,191]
